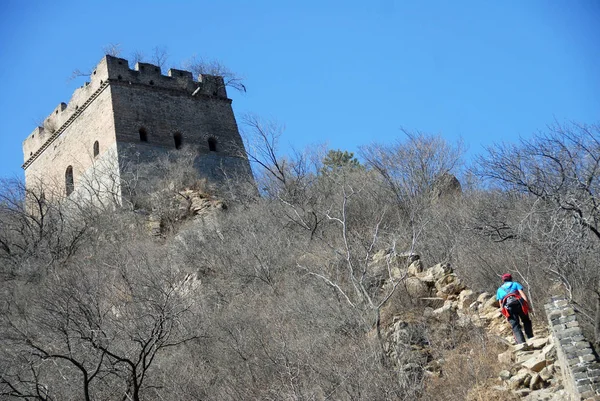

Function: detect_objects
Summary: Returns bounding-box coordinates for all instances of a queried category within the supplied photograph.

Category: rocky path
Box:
[380,255,574,400]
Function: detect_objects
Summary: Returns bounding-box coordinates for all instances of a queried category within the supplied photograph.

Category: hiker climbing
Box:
[496,273,534,344]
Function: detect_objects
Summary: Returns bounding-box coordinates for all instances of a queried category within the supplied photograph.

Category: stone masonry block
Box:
[559,315,577,324]
[570,357,583,366]
[554,300,568,307]
[548,310,561,320]
[560,327,582,337]
[576,348,594,357]
[563,345,577,353]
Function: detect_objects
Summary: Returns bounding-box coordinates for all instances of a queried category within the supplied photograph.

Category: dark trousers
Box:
[506,303,533,344]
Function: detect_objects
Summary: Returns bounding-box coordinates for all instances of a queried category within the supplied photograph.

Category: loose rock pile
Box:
[146,188,226,235]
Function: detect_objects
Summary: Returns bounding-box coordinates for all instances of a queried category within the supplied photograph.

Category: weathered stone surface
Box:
[482,295,499,311]
[499,369,512,380]
[431,304,455,321]
[435,274,466,297]
[529,372,543,390]
[405,277,432,298]
[482,309,502,321]
[498,350,513,365]
[477,292,490,304]
[419,263,452,283]
[528,337,549,350]
[514,343,532,352]
[522,352,548,372]
[517,350,538,364]
[407,259,424,276]
[434,273,456,290]
[523,388,570,400]
[415,269,435,283]
[457,289,476,310]
[542,343,556,361]
[390,267,407,280]
[509,370,532,390]
[539,365,554,382]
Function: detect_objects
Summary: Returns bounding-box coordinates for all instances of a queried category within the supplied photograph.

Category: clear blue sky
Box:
[1,0,598,179]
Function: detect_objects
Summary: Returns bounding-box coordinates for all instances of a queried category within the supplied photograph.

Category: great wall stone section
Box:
[545,297,600,400]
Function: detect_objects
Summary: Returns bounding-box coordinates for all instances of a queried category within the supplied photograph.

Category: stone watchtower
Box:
[22,55,252,202]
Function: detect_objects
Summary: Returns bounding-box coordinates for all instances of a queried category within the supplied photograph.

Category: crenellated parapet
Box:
[100,56,227,98]
[22,55,229,167]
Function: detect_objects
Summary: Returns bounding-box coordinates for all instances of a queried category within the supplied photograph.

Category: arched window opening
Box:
[174,132,183,150]
[208,137,217,152]
[93,141,99,158]
[139,127,148,142]
[65,166,74,196]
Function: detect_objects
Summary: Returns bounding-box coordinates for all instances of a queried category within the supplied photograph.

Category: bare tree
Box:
[183,55,246,93]
[129,46,168,69]
[0,211,205,400]
[150,46,169,69]
[475,121,600,341]
[360,130,465,262]
[102,43,122,57]
[130,49,145,66]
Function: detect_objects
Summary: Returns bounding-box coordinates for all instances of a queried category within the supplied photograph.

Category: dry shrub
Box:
[421,333,510,401]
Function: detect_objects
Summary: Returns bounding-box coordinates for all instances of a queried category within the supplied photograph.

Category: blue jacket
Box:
[496,281,523,301]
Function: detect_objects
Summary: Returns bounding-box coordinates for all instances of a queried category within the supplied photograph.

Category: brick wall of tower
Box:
[110,82,243,155]
[106,55,252,185]
[24,86,118,198]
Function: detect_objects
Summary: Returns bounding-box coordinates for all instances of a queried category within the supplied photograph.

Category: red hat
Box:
[502,273,512,282]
